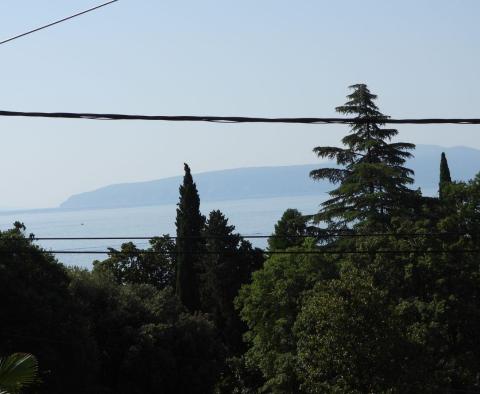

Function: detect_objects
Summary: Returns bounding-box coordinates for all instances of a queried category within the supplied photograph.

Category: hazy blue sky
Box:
[0,0,479,208]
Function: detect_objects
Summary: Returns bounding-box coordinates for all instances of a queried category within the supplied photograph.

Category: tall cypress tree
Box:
[175,163,205,311]
[439,152,452,200]
[310,84,416,229]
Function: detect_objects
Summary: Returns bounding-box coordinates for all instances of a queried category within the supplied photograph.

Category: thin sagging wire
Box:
[5,249,480,255]
[3,231,475,241]
[0,1,119,46]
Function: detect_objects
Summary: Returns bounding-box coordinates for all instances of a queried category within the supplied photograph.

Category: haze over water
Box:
[0,195,322,267]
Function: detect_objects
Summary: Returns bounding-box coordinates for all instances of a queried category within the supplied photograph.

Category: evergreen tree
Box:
[268,209,308,250]
[200,210,263,354]
[310,84,416,229]
[439,152,452,200]
[175,163,205,311]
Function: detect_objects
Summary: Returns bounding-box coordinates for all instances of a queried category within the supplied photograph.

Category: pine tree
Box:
[439,152,452,200]
[175,163,205,311]
[310,84,416,229]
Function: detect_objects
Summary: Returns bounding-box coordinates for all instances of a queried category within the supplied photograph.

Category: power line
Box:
[5,249,480,255]
[6,232,474,241]
[0,0,119,46]
[0,110,479,124]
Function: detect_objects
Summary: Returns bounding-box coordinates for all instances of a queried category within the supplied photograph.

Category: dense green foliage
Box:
[199,210,263,354]
[238,174,480,393]
[0,170,262,392]
[70,269,225,394]
[267,208,309,250]
[0,223,98,393]
[236,240,337,393]
[4,85,480,393]
[295,268,418,393]
[236,86,480,393]
[93,236,176,288]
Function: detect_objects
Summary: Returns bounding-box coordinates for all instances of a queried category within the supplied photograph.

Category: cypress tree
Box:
[439,152,452,200]
[310,84,416,229]
[175,163,205,311]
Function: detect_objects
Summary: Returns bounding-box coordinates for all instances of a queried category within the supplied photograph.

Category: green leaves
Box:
[93,236,176,289]
[0,353,38,394]
[268,209,310,251]
[236,244,338,393]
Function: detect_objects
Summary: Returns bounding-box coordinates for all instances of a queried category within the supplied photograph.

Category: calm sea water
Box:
[0,195,323,268]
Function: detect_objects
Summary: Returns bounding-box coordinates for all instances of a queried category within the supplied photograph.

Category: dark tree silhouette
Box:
[200,210,263,354]
[175,163,205,311]
[439,152,452,200]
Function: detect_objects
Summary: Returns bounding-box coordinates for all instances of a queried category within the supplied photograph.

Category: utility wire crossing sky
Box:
[4,249,480,256]
[14,232,480,240]
[0,0,119,46]
[0,110,479,125]
[1,1,479,208]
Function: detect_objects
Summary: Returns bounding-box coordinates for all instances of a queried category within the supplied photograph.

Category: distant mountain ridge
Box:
[60,145,480,210]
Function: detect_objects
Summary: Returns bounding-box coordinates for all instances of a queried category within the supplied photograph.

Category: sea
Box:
[0,195,323,268]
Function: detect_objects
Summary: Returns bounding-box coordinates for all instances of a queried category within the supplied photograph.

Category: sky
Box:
[0,0,479,208]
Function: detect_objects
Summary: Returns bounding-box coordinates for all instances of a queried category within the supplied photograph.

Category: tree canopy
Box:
[93,236,176,289]
[268,208,309,250]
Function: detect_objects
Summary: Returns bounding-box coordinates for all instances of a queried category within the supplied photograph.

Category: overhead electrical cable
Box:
[1,249,479,255]
[2,232,474,241]
[0,0,119,46]
[0,248,480,256]
[0,110,479,124]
